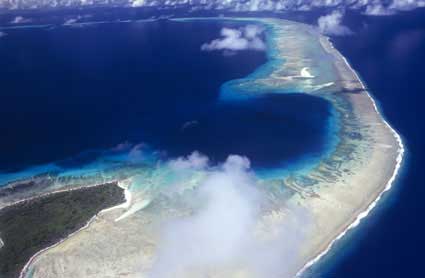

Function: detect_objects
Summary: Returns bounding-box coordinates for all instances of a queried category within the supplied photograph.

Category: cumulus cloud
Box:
[390,0,425,11]
[131,0,145,7]
[364,3,396,15]
[149,154,312,278]
[63,14,93,25]
[128,143,151,161]
[64,18,79,25]
[111,141,155,162]
[318,10,353,36]
[0,0,425,14]
[168,151,209,171]
[201,25,266,52]
[112,141,133,151]
[10,16,32,24]
[364,0,425,15]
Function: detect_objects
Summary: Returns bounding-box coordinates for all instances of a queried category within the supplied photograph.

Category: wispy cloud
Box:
[318,10,353,36]
[201,25,266,53]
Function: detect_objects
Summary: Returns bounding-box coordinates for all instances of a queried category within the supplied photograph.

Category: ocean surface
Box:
[305,8,425,278]
[1,8,423,278]
[0,19,334,183]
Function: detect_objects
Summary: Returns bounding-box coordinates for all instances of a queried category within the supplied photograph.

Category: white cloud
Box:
[149,154,312,277]
[363,0,425,15]
[364,4,396,15]
[10,16,32,24]
[201,25,266,52]
[128,143,149,161]
[389,0,425,11]
[64,18,79,25]
[63,14,93,25]
[0,31,6,38]
[131,0,146,7]
[168,151,209,171]
[1,0,425,14]
[318,10,353,36]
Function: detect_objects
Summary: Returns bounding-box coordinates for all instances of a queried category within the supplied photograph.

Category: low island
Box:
[0,182,125,278]
[0,17,403,278]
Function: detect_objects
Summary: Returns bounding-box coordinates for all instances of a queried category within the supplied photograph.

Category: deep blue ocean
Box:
[308,9,425,278]
[0,19,332,174]
[1,8,424,278]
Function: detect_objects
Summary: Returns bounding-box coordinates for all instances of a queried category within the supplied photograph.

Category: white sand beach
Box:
[12,18,403,278]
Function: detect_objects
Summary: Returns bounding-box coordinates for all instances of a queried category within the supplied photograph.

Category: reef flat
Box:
[0,18,403,278]
[0,182,124,278]
[225,18,404,274]
[254,19,404,275]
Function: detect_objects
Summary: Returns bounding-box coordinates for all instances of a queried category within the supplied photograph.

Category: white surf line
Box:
[11,180,131,278]
[295,37,405,277]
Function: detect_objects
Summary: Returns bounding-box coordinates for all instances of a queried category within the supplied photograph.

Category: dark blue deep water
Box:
[0,20,333,174]
[0,7,424,278]
[308,8,425,278]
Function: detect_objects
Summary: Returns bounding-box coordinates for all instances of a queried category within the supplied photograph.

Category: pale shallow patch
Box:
[16,17,403,278]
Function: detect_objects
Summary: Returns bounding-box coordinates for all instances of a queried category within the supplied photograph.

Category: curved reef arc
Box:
[295,37,405,277]
[247,18,404,276]
[0,17,404,278]
[196,18,405,276]
[166,17,405,277]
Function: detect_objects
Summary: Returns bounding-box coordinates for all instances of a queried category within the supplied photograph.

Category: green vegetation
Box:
[0,182,124,278]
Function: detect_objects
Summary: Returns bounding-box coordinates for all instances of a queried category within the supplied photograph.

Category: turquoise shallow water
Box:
[1,11,422,278]
[0,18,339,190]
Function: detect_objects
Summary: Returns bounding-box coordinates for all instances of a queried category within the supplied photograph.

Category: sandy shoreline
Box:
[295,36,405,276]
[16,180,131,278]
[233,18,404,276]
[0,180,130,278]
[0,18,404,278]
[0,180,117,254]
